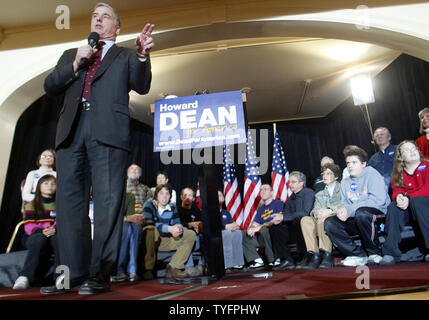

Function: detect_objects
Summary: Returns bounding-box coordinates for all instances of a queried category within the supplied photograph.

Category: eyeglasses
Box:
[41,155,54,159]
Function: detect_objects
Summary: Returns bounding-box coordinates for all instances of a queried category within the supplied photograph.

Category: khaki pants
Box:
[300,216,332,253]
[139,225,158,271]
[139,226,196,271]
[158,229,196,270]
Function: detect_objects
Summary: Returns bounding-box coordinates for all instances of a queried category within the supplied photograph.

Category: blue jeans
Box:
[185,233,204,267]
[117,222,141,274]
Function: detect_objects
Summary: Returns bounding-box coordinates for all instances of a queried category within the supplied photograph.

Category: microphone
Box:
[78,32,100,69]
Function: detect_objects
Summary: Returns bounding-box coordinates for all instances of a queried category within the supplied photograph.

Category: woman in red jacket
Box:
[380,140,429,265]
[416,107,429,159]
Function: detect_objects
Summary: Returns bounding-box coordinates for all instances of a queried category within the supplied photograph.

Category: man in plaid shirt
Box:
[126,164,151,206]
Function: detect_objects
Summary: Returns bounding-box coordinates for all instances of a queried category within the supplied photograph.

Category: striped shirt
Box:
[142,199,181,234]
[24,199,56,235]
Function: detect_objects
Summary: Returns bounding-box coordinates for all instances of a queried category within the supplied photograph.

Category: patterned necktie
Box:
[82,41,105,101]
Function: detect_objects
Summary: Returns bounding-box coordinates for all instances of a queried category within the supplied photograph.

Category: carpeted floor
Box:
[0,262,428,300]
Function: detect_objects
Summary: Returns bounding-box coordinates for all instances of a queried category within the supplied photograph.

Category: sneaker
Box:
[380,255,396,265]
[340,256,368,267]
[13,276,30,290]
[231,265,244,270]
[248,258,264,269]
[129,273,140,282]
[425,254,429,262]
[367,254,383,265]
[185,266,202,277]
[268,258,281,267]
[110,273,129,283]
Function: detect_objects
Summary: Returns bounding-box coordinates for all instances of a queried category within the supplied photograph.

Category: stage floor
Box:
[1,262,429,300]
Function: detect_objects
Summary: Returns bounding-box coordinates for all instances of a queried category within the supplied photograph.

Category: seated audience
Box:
[368,127,397,188]
[111,192,143,283]
[178,187,204,276]
[300,163,342,269]
[142,184,196,278]
[416,107,429,159]
[271,171,315,268]
[13,175,59,289]
[242,184,284,269]
[150,172,177,205]
[21,149,57,203]
[324,147,391,267]
[218,190,244,271]
[313,156,335,193]
[381,140,429,265]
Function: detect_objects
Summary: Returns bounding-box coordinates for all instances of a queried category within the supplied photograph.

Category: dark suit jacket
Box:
[44,44,152,151]
[282,187,315,222]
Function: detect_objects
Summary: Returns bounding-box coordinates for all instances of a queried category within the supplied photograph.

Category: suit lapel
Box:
[93,44,123,81]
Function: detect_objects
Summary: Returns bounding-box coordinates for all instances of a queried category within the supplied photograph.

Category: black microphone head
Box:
[88,32,100,47]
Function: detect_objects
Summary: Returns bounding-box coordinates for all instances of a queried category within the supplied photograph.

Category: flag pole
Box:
[273,122,277,135]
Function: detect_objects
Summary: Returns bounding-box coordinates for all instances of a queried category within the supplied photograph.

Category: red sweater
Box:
[392,161,429,201]
[416,135,429,159]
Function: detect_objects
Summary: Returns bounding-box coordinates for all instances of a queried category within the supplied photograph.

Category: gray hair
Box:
[127,164,142,175]
[418,107,429,134]
[95,2,121,27]
[373,127,391,139]
[320,156,334,166]
[290,171,306,187]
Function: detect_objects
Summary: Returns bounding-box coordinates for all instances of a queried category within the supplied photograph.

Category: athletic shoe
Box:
[379,255,396,265]
[185,266,202,276]
[13,276,29,290]
[248,258,264,269]
[268,258,281,267]
[111,273,129,283]
[340,256,368,267]
[129,273,140,282]
[367,254,383,265]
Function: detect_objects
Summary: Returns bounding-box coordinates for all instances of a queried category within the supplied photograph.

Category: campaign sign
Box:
[153,90,246,152]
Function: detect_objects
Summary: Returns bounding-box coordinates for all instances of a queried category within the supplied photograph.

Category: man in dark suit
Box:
[41,3,154,295]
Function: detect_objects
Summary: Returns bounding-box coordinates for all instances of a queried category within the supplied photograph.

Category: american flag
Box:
[223,144,244,226]
[242,131,262,230]
[271,131,292,203]
[195,182,201,210]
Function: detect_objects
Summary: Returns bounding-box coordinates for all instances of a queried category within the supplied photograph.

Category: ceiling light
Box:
[350,74,374,106]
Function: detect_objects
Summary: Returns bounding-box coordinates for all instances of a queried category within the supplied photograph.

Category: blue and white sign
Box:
[153,91,246,152]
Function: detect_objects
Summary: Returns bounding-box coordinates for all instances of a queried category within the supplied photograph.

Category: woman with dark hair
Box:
[380,140,429,265]
[13,174,60,289]
[21,149,57,202]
